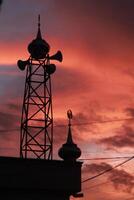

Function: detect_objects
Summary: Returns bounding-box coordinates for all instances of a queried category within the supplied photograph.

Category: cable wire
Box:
[55,117,134,127]
[1,117,134,133]
[79,156,131,161]
[82,156,134,183]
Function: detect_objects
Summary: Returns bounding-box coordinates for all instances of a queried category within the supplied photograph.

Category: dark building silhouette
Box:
[0,116,82,199]
[0,17,82,200]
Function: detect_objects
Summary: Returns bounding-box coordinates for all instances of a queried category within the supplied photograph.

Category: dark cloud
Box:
[84,162,134,193]
[95,0,134,33]
[125,107,134,117]
[0,109,19,156]
[98,107,134,149]
[0,111,19,130]
[110,169,134,193]
[53,65,94,96]
[99,125,134,148]
[7,103,20,111]
[84,162,110,174]
[72,108,103,137]
[0,65,25,103]
[0,65,18,75]
[51,0,134,43]
[0,130,19,157]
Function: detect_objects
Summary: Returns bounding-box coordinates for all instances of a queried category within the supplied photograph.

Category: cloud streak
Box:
[84,162,134,193]
[99,125,134,149]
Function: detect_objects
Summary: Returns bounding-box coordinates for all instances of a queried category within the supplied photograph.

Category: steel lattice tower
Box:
[18,16,63,159]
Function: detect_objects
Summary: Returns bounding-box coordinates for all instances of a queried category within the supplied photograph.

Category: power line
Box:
[55,117,134,127]
[82,156,134,183]
[83,174,134,190]
[79,156,131,161]
[82,158,134,191]
[0,116,134,133]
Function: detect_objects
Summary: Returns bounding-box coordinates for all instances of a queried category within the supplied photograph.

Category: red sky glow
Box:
[0,1,134,200]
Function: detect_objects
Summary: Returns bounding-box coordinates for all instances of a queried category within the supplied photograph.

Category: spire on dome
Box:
[58,110,81,161]
[66,110,74,144]
[37,14,42,39]
[27,15,50,60]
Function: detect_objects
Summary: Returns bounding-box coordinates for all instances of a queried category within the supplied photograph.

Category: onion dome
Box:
[28,15,50,60]
[58,110,81,161]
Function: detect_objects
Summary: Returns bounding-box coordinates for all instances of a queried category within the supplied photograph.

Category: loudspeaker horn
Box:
[46,64,56,74]
[17,59,30,71]
[49,50,63,62]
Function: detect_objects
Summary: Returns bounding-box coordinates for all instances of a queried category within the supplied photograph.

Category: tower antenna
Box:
[18,16,63,159]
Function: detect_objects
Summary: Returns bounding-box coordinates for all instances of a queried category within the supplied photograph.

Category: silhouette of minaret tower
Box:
[18,15,63,159]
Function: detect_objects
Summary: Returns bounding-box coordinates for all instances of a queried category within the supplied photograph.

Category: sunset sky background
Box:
[0,1,134,200]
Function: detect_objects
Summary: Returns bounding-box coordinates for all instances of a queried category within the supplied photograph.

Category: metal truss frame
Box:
[20,58,53,159]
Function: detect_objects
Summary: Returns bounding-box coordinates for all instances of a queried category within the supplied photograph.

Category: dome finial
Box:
[58,110,81,161]
[27,15,50,59]
[38,14,40,29]
[67,109,73,125]
[37,14,42,39]
[67,110,73,144]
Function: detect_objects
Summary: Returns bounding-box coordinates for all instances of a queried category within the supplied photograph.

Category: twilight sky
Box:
[0,1,134,200]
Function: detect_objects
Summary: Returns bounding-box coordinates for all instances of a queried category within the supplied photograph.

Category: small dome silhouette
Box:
[28,15,50,60]
[58,110,81,161]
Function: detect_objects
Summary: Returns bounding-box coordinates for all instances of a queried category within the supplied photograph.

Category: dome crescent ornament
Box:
[67,109,73,120]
